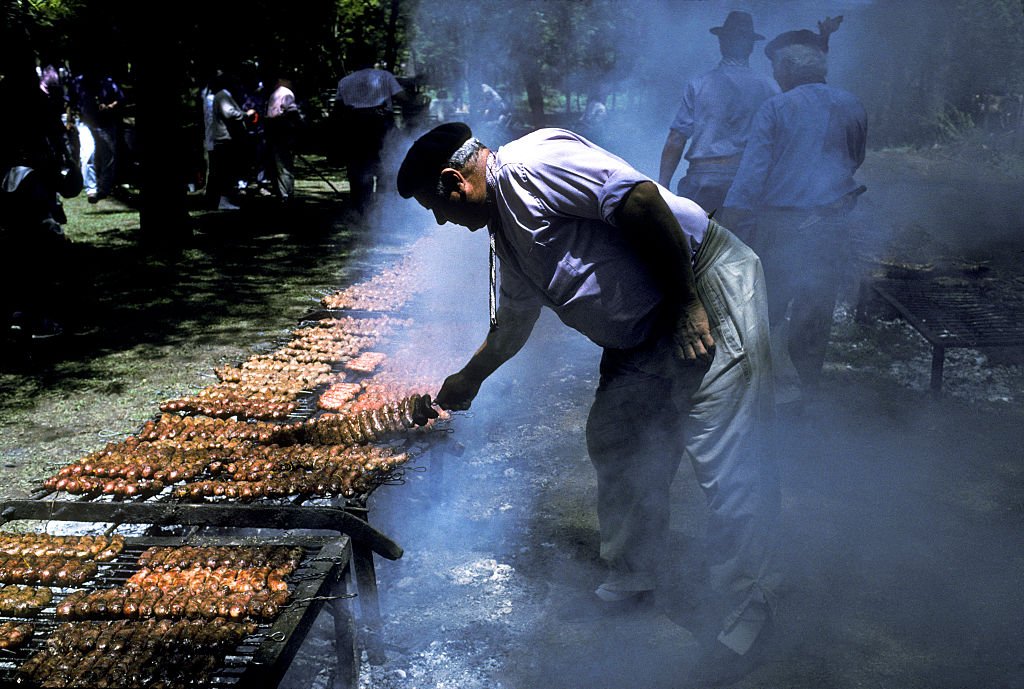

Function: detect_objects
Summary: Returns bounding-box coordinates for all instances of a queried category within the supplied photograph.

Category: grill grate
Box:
[871,279,1024,347]
[0,534,351,689]
[861,278,1024,393]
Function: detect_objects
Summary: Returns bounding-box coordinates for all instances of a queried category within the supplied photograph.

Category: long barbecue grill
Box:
[1,241,457,688]
[0,517,355,689]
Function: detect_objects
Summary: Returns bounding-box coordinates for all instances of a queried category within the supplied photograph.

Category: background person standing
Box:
[333,45,406,217]
[658,10,778,220]
[71,67,124,203]
[206,72,256,211]
[264,75,303,205]
[724,17,867,407]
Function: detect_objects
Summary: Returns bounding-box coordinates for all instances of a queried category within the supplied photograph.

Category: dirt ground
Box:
[1,143,1023,689]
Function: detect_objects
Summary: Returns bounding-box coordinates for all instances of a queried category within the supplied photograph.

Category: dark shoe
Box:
[556,589,655,622]
[87,193,99,204]
[686,616,773,686]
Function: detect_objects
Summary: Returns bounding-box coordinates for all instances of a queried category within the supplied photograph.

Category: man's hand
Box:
[435,371,483,411]
[411,394,440,426]
[673,300,715,364]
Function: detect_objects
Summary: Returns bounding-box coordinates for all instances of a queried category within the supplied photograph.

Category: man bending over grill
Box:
[397,122,780,680]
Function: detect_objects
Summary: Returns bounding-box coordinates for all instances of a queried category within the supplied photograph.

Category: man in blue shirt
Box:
[724,19,867,403]
[658,11,779,218]
[398,123,780,681]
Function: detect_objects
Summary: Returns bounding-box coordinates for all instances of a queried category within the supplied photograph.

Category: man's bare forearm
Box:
[460,305,540,382]
[616,181,699,311]
[658,131,687,189]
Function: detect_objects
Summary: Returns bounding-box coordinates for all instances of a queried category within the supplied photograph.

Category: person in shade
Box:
[70,67,125,202]
[206,72,256,211]
[263,75,303,205]
[333,45,406,216]
[658,11,779,222]
[397,122,781,682]
[723,17,867,408]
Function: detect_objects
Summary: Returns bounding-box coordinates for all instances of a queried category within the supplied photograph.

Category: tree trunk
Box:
[385,0,401,73]
[524,73,545,126]
[131,12,191,245]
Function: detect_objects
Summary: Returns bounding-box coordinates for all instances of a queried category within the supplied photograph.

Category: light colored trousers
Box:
[585,221,780,631]
[76,121,96,195]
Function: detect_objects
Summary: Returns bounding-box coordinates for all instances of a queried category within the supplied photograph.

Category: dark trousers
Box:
[206,140,245,204]
[749,207,852,391]
[336,107,392,214]
[265,119,296,200]
[0,169,69,325]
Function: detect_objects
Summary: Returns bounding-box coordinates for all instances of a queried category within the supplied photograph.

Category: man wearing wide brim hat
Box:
[710,9,765,40]
[659,10,779,223]
[723,16,867,410]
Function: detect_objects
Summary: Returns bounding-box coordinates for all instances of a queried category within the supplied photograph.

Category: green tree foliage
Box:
[848,0,1024,146]
[406,0,636,124]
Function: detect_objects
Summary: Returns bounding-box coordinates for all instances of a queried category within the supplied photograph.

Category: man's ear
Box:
[440,168,464,193]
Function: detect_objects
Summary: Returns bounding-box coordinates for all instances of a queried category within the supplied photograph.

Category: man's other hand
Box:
[673,301,716,364]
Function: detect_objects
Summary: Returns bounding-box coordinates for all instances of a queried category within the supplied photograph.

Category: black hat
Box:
[764,29,827,60]
[397,122,474,198]
[710,11,765,41]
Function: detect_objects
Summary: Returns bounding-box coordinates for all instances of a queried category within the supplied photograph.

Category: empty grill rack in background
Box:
[0,529,354,689]
[857,277,1024,394]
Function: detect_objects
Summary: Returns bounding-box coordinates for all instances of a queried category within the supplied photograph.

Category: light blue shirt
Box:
[488,129,709,349]
[670,61,780,168]
[725,83,867,210]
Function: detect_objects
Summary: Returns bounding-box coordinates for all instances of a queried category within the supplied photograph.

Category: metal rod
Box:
[930,345,945,397]
[296,152,344,196]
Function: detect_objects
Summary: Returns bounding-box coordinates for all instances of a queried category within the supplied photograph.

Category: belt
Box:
[688,154,742,167]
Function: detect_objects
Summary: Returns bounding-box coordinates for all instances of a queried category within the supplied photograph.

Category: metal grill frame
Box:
[0,499,395,634]
[858,277,1024,394]
[0,529,353,689]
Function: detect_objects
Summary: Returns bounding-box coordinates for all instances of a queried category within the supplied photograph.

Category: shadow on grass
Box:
[0,183,421,415]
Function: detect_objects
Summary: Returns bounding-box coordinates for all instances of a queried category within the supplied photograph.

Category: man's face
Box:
[413,187,490,231]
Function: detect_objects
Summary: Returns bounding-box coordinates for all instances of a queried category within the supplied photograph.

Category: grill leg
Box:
[350,542,389,666]
[352,542,383,628]
[855,278,873,323]
[331,583,358,689]
[930,346,945,397]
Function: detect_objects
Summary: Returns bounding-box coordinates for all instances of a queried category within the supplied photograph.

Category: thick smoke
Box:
[355,2,1024,687]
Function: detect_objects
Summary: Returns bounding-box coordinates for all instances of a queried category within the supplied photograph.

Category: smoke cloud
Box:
[351,2,1024,686]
